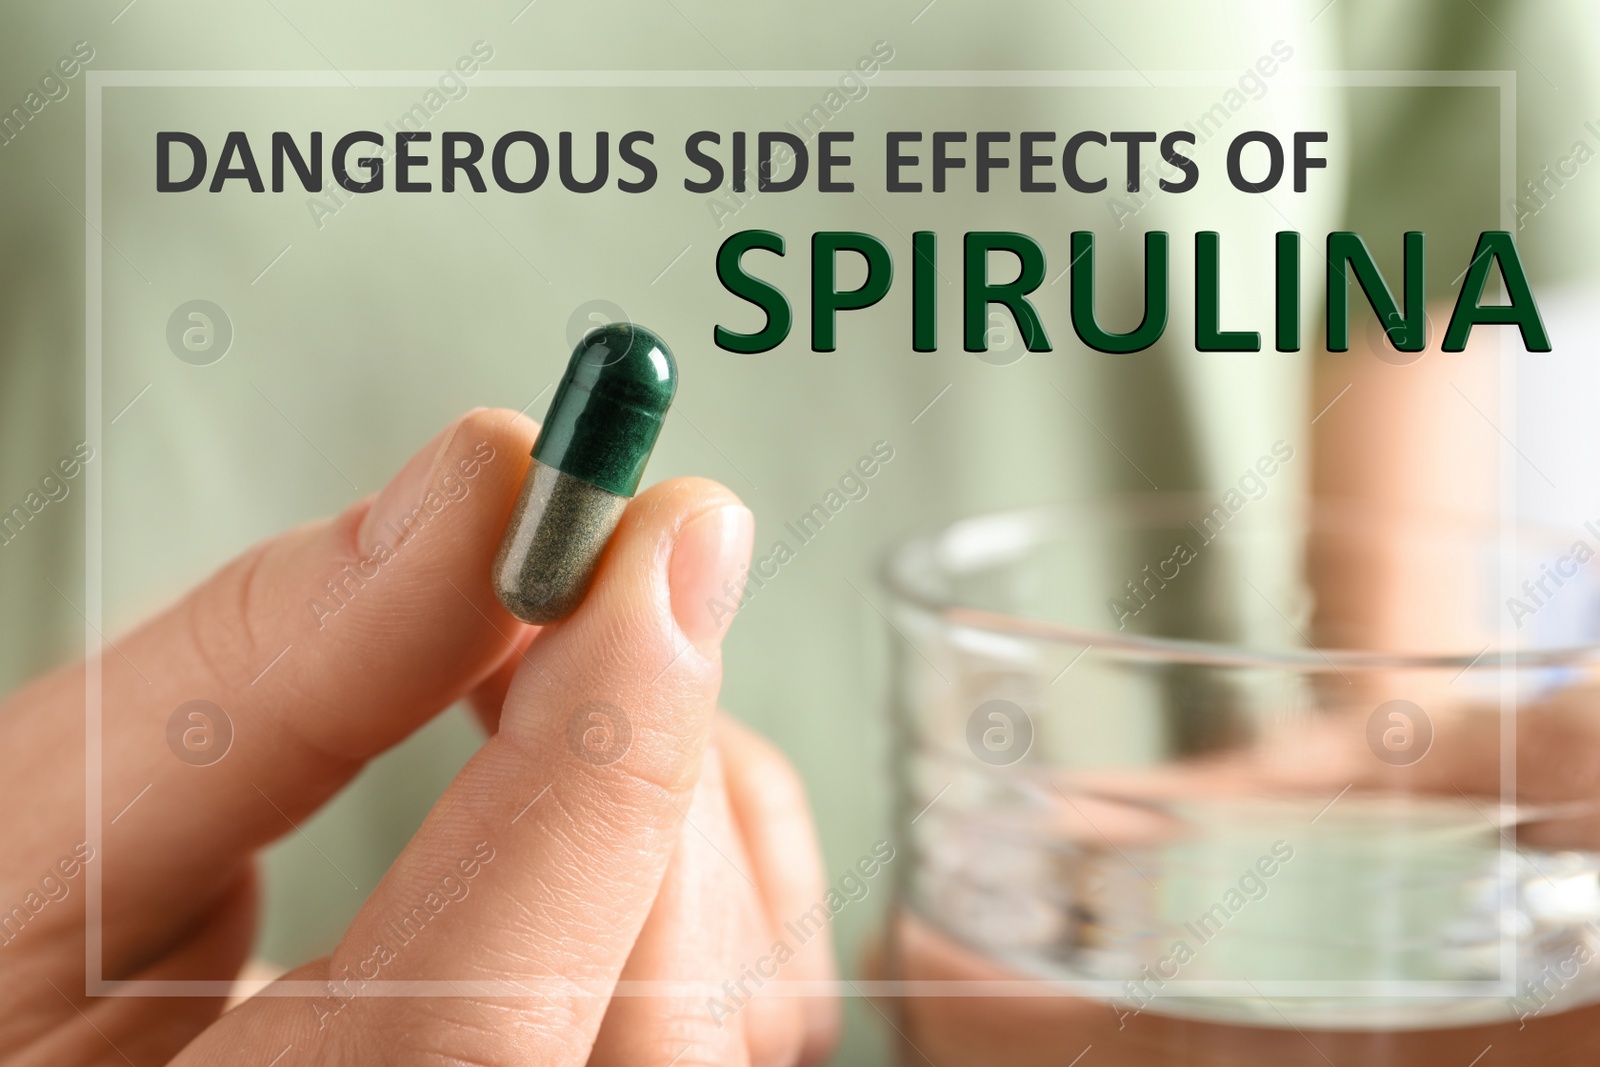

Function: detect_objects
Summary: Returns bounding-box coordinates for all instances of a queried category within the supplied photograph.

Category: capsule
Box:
[492,322,677,623]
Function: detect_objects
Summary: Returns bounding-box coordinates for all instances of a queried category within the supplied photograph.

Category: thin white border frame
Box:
[84,69,1520,1006]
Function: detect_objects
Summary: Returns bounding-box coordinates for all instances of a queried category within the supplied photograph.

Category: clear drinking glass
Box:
[880,495,1600,1066]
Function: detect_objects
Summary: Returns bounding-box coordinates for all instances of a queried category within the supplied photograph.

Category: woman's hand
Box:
[0,408,837,1066]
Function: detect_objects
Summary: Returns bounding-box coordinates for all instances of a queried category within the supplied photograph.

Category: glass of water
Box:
[879,495,1600,1066]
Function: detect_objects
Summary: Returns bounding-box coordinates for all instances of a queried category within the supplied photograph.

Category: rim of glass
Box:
[880,493,1600,673]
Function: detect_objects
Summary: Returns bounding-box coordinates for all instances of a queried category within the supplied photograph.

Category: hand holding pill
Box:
[0,405,838,1066]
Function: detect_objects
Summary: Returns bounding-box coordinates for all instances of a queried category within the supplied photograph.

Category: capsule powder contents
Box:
[492,322,677,623]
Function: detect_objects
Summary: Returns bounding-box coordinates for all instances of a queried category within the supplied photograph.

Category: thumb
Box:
[181,478,755,1065]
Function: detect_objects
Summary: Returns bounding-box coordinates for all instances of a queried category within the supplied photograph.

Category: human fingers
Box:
[587,745,759,1067]
[174,478,754,1065]
[0,408,537,985]
[716,715,842,1066]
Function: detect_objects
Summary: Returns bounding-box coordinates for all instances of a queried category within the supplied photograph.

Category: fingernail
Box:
[670,504,755,654]
[357,419,462,554]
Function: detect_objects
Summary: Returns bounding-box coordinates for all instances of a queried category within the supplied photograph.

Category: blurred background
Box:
[3,1,1600,1062]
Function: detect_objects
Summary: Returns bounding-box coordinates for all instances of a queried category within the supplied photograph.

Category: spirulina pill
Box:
[492,322,677,624]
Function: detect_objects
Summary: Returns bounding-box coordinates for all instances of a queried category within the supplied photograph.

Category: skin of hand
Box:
[1308,300,1499,652]
[0,407,839,1067]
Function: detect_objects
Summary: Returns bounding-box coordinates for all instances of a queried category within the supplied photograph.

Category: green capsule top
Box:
[531,322,677,498]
